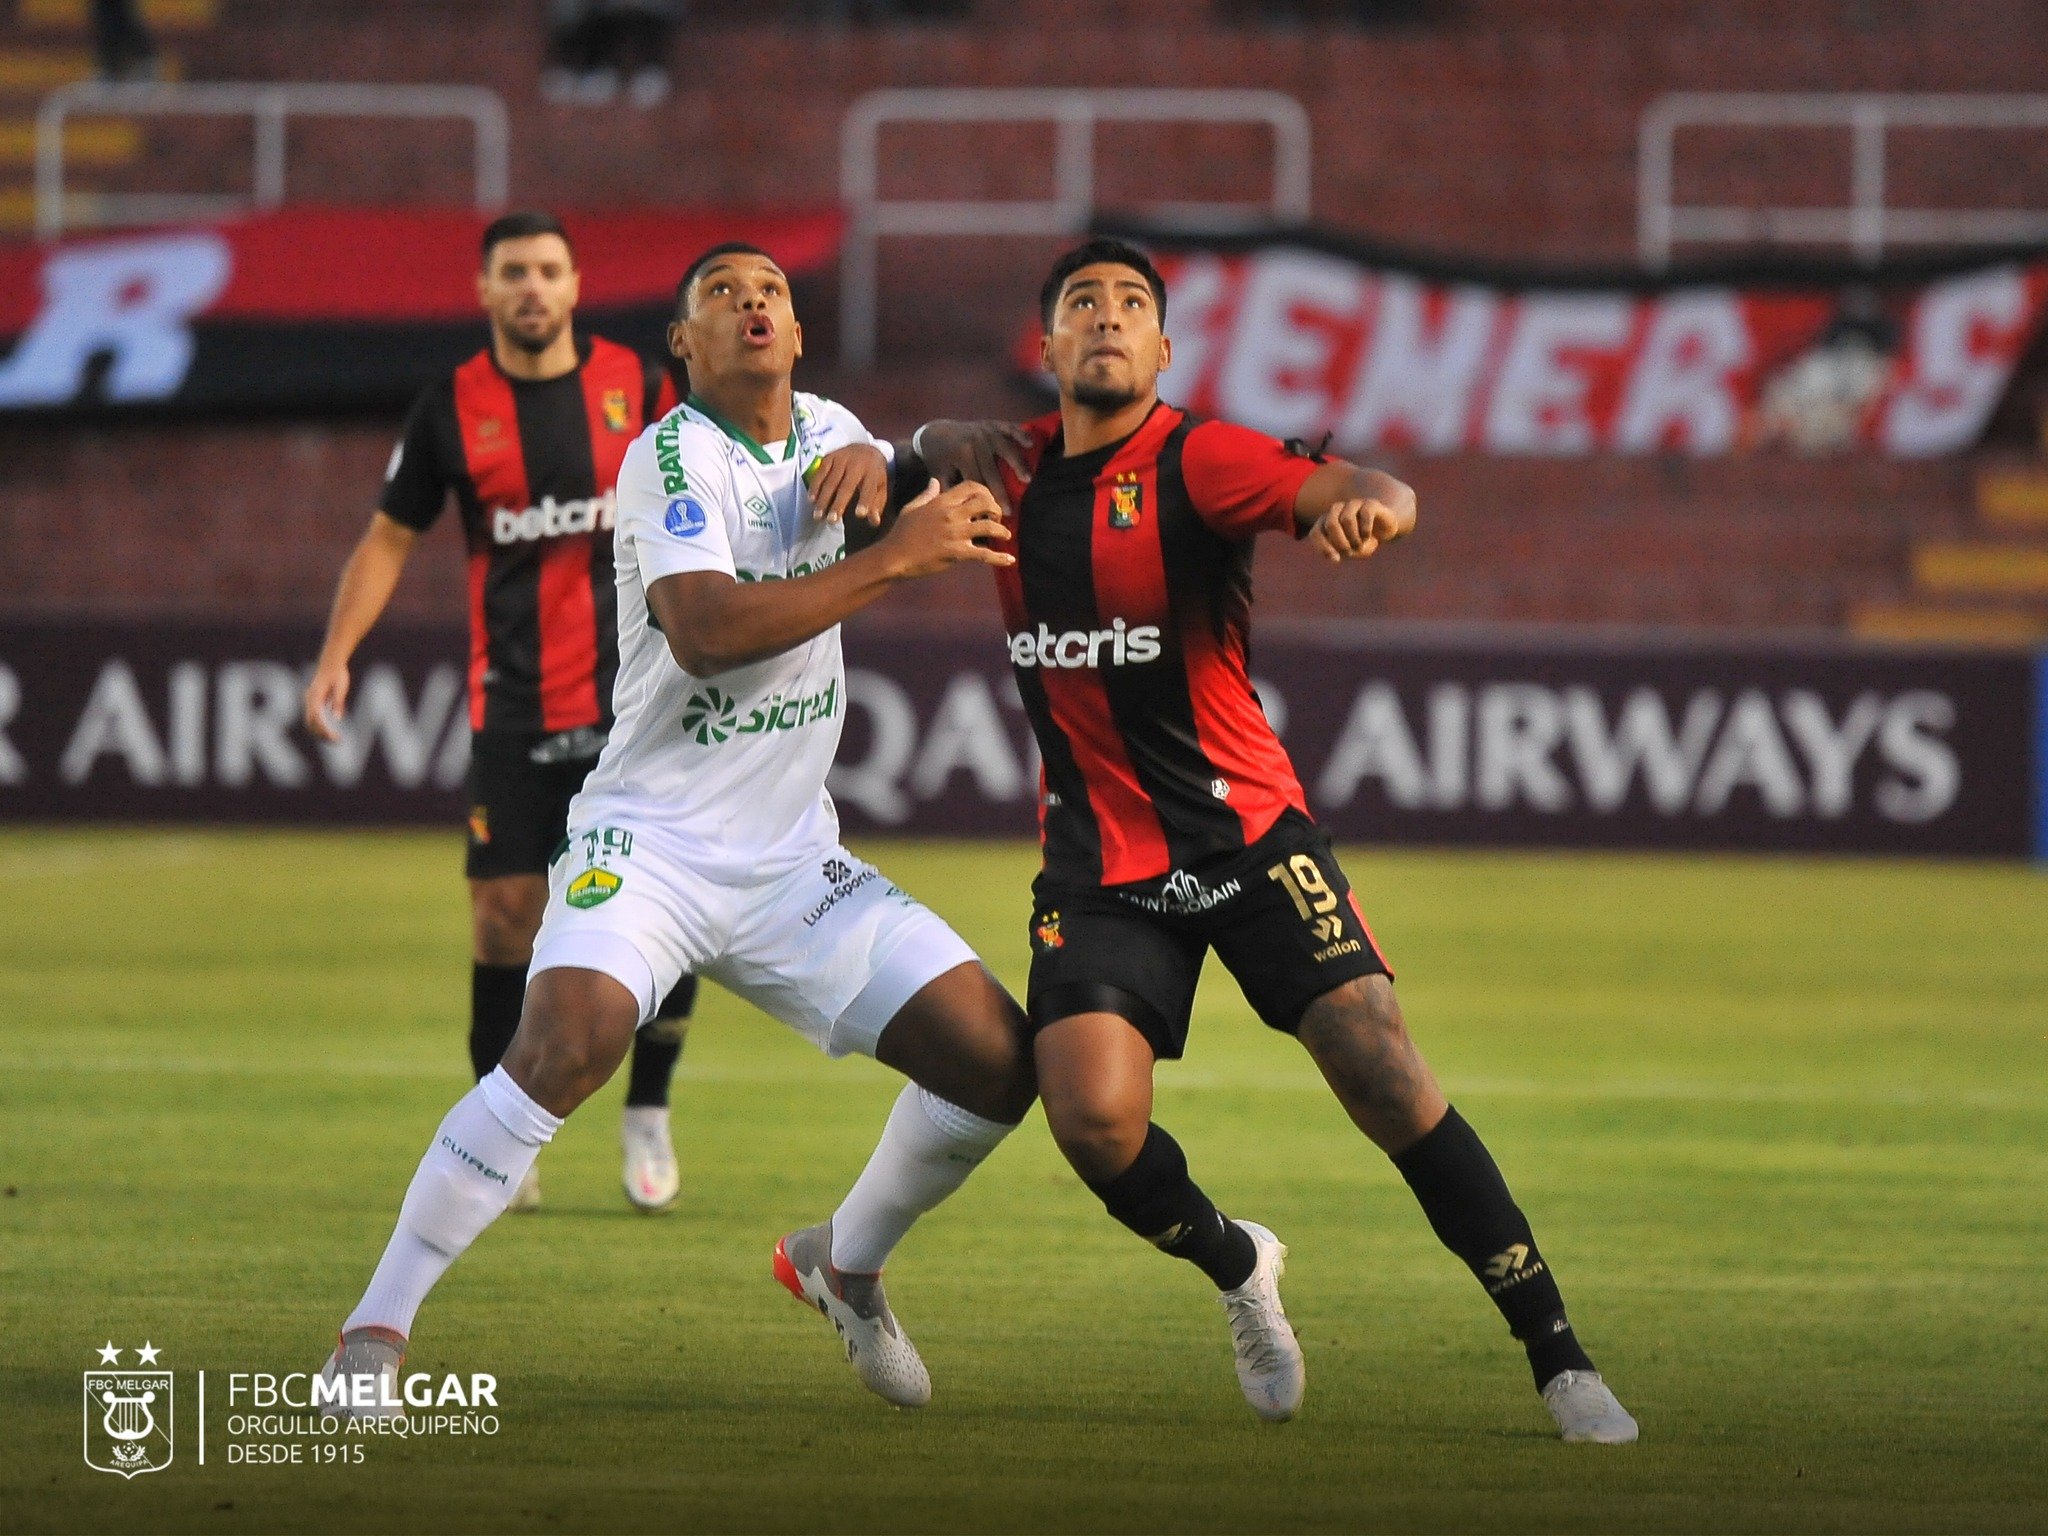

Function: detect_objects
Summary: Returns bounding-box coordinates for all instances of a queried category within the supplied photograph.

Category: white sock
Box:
[829,1085,1011,1274]
[345,1068,562,1338]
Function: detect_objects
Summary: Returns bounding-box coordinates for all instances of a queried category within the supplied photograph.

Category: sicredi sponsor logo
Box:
[1009,621,1163,670]
[490,491,616,546]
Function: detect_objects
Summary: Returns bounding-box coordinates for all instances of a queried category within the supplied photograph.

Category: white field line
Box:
[0,1054,2037,1109]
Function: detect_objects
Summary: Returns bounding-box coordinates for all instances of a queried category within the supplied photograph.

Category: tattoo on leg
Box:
[1299,981,1445,1151]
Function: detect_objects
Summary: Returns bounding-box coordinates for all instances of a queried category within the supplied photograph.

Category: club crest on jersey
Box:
[475,417,503,445]
[602,388,631,434]
[664,495,708,539]
[1108,475,1143,529]
[566,868,623,909]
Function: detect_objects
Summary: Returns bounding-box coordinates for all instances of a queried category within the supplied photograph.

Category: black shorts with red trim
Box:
[1024,810,1391,1060]
[463,728,605,880]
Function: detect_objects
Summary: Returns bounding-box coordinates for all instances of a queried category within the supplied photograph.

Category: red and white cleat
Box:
[774,1221,931,1408]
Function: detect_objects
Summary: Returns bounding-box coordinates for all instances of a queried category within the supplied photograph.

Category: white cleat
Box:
[621,1106,680,1212]
[316,1326,406,1421]
[1218,1220,1305,1422]
[774,1221,932,1408]
[508,1162,542,1213]
[1543,1369,1640,1443]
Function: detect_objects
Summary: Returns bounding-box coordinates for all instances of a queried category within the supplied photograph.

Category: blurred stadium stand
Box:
[4,0,2048,643]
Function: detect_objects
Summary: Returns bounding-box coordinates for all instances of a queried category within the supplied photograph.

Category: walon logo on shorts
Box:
[566,868,622,908]
[84,1342,173,1479]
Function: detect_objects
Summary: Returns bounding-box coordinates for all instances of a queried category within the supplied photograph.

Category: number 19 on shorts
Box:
[1268,854,1345,943]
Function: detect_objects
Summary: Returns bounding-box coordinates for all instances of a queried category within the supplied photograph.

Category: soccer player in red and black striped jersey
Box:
[950,239,1636,1440]
[303,212,733,1215]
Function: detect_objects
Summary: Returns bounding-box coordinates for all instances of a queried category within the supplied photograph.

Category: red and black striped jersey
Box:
[995,401,1322,887]
[380,334,679,734]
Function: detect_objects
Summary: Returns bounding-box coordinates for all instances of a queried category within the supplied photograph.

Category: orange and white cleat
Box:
[315,1326,407,1421]
[774,1221,931,1408]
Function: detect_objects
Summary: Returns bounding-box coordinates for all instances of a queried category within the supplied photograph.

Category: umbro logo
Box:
[823,857,853,885]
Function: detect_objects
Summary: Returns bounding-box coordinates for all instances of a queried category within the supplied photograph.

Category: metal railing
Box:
[1639,91,2048,269]
[840,87,1312,368]
[35,81,511,239]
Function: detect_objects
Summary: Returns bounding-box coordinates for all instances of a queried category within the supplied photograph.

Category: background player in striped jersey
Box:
[302,213,879,1213]
[925,238,1637,1441]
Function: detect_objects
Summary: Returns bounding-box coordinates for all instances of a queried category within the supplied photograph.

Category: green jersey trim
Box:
[687,393,795,465]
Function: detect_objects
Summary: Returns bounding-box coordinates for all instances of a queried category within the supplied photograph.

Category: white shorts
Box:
[527,817,978,1059]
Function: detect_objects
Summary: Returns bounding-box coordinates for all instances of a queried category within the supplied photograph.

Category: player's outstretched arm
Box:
[648,480,1013,677]
[304,512,420,741]
[1295,461,1417,564]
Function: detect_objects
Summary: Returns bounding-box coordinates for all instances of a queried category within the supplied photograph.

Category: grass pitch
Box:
[1,829,2044,1534]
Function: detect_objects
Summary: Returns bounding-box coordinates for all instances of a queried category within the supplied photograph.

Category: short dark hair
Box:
[480,210,574,268]
[674,242,776,320]
[1039,238,1167,330]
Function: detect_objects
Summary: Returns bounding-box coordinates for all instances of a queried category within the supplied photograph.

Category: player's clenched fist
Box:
[880,479,1015,579]
[1309,482,1417,564]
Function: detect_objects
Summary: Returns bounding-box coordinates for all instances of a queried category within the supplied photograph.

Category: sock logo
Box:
[1482,1242,1549,1295]
[1148,1222,1189,1250]
[439,1134,509,1185]
[1484,1244,1531,1280]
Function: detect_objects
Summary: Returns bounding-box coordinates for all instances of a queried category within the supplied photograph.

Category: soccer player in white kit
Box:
[322,243,1033,1410]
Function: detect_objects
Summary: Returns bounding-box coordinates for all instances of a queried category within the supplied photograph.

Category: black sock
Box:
[1391,1106,1596,1389]
[468,963,527,1081]
[1085,1123,1257,1291]
[625,977,695,1108]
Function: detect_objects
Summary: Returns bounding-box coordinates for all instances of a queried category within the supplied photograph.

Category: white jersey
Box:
[568,391,880,882]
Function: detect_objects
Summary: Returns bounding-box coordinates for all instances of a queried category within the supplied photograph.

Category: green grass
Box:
[2,830,2045,1534]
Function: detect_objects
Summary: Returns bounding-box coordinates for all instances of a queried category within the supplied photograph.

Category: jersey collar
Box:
[485,331,592,386]
[686,393,796,465]
[1041,398,1170,475]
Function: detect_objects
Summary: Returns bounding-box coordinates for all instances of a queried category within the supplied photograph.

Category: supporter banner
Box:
[0,207,842,415]
[1,618,2038,857]
[1020,225,2048,457]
